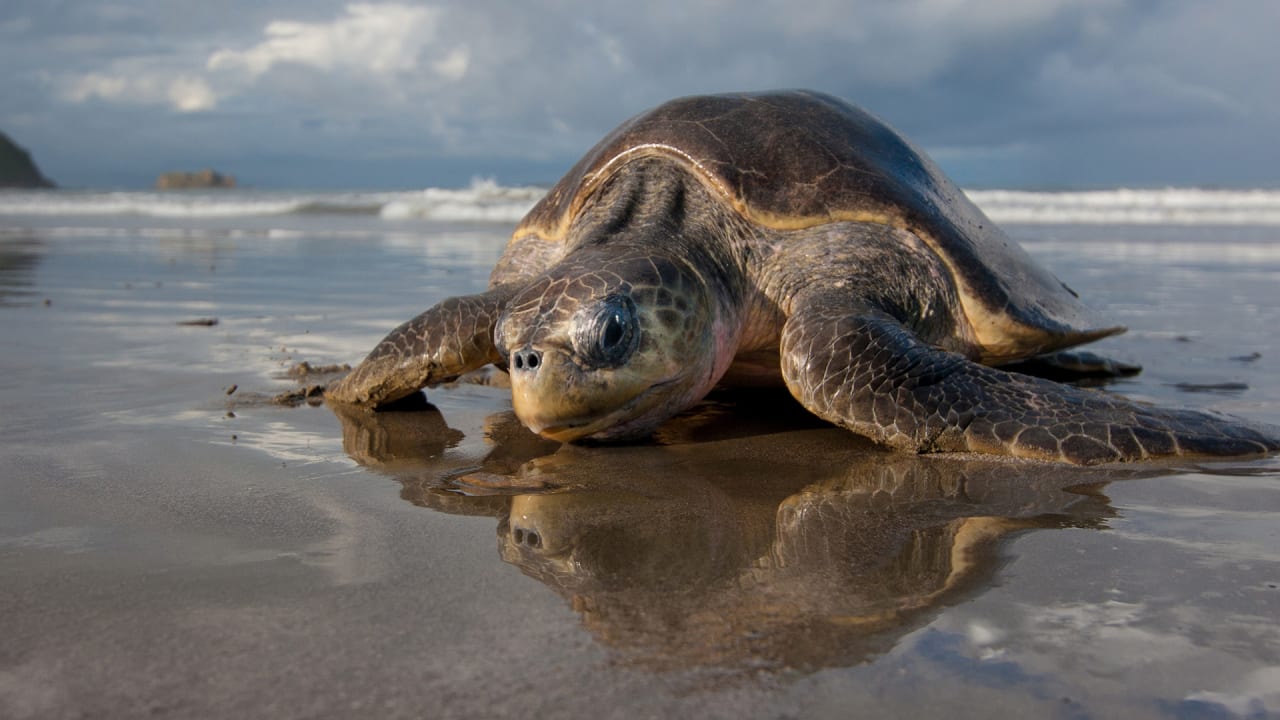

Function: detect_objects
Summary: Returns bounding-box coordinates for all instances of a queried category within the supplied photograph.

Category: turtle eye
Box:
[577,295,639,367]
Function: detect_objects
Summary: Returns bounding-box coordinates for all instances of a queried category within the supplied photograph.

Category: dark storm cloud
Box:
[1,0,1276,188]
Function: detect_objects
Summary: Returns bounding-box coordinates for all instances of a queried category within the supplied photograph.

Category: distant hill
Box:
[0,132,55,189]
[156,169,236,190]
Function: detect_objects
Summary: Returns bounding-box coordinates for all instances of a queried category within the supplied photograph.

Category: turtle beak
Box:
[508,345,584,438]
[507,344,673,442]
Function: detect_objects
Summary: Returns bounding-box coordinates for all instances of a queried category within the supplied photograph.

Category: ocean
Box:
[4,183,1280,229]
[2,183,1279,718]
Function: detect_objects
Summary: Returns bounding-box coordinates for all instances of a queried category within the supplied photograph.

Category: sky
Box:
[2,0,1278,190]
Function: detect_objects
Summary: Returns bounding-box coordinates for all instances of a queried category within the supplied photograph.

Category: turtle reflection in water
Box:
[332,399,1154,672]
[327,91,1277,464]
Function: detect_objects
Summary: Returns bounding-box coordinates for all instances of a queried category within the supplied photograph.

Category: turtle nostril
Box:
[512,527,542,549]
[512,348,542,373]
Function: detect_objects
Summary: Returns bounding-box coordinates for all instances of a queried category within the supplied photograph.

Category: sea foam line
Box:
[3,185,1280,226]
[968,188,1280,225]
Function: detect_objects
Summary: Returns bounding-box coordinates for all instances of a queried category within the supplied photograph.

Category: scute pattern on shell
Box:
[516,91,1118,362]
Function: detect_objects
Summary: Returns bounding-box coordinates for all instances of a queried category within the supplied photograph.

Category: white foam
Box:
[1018,239,1280,264]
[967,188,1280,225]
[378,178,543,222]
[0,180,541,225]
[0,190,384,218]
[4,185,1280,227]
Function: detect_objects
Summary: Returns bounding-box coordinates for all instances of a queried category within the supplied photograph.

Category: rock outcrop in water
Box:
[155,169,236,190]
[0,131,56,189]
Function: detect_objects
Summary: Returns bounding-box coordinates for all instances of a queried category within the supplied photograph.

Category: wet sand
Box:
[2,218,1279,718]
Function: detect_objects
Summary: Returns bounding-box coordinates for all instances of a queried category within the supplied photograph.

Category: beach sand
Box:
[2,215,1279,718]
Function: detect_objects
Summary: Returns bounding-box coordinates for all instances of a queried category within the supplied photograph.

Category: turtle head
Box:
[495,253,731,442]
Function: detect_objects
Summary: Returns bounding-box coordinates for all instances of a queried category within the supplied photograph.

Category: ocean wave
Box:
[967,188,1280,225]
[0,178,541,224]
[0,190,386,219]
[3,184,1280,227]
[378,178,544,222]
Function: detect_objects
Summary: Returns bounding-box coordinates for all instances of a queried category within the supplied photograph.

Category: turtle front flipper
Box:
[780,306,1279,464]
[325,286,513,407]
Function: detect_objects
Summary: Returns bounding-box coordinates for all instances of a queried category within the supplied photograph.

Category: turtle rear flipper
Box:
[781,306,1279,464]
[325,286,512,406]
[1001,350,1142,384]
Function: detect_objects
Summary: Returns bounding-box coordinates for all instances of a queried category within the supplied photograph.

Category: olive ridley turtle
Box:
[326,91,1278,464]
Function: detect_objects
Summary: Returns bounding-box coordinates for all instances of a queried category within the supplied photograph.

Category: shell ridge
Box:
[509,90,1118,361]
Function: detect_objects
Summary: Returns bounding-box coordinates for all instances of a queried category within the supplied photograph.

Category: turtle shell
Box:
[515,91,1121,363]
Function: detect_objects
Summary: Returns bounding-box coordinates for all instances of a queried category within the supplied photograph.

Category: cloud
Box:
[63,71,217,113]
[59,3,468,114]
[431,46,469,82]
[9,0,1280,187]
[206,3,444,79]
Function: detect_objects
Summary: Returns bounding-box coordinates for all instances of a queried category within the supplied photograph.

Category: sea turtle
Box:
[326,90,1278,464]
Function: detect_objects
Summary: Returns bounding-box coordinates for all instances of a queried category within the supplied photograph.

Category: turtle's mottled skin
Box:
[327,91,1279,464]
